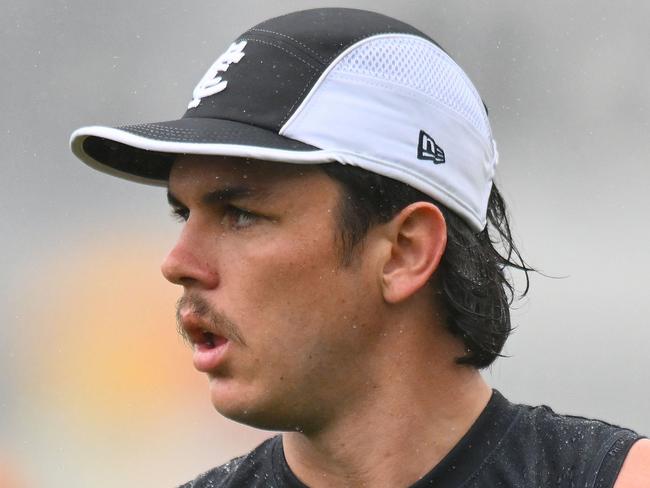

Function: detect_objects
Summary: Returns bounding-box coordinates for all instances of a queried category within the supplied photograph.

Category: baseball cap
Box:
[70,7,498,231]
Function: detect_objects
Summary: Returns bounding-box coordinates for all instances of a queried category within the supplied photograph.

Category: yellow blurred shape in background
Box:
[10,229,271,486]
[19,232,205,429]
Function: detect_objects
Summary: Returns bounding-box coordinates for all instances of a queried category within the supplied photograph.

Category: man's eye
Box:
[222,206,259,229]
[171,207,189,222]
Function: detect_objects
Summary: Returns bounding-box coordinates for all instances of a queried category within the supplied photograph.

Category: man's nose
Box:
[160,228,219,289]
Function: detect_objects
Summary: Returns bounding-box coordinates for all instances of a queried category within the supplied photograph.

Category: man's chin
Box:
[208,382,298,432]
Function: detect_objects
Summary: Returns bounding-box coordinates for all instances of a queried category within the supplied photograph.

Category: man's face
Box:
[161,155,385,431]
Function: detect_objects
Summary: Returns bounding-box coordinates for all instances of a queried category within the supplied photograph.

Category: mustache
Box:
[175,293,246,346]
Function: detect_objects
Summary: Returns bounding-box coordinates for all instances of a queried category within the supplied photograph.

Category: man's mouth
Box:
[178,309,231,372]
[194,331,228,352]
[192,332,229,372]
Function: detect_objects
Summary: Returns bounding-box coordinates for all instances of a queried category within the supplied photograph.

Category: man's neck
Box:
[282,350,492,488]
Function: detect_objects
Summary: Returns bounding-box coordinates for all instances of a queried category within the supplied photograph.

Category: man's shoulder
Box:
[499,396,643,487]
[513,398,640,446]
[177,436,280,488]
[447,391,644,488]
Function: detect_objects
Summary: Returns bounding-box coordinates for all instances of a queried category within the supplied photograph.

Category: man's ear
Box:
[380,202,447,304]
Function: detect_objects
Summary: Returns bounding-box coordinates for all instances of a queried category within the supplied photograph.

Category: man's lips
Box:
[179,308,230,372]
[192,336,229,373]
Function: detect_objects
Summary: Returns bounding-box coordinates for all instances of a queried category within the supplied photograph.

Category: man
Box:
[70,8,649,488]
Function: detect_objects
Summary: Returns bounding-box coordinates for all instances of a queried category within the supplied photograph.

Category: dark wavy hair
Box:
[320,163,533,369]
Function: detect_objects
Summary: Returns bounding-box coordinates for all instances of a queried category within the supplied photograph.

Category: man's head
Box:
[69,8,530,430]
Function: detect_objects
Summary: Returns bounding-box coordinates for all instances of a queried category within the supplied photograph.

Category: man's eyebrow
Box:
[167,190,184,208]
[166,185,270,208]
[201,185,266,205]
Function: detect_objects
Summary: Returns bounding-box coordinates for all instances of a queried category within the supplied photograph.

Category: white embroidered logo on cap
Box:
[187,40,247,109]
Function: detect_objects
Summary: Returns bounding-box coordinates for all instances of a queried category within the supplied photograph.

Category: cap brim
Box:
[70,117,327,185]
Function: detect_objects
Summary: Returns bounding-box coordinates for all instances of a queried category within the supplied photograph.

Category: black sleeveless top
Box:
[179,391,642,488]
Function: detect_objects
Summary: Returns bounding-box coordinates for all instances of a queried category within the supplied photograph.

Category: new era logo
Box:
[417,130,445,164]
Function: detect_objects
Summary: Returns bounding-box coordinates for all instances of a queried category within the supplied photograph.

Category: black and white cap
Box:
[70,8,498,231]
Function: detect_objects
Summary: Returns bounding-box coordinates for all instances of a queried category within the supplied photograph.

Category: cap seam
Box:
[243,36,321,72]
[117,123,315,148]
[278,68,324,128]
[121,122,267,135]
[248,28,328,64]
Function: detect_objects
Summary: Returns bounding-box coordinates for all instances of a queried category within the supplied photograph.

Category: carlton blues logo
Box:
[417,130,445,164]
[188,40,248,109]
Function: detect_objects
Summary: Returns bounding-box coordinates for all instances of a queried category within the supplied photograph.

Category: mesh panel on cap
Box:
[333,36,492,142]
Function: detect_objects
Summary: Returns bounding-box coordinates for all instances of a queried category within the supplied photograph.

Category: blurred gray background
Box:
[1,0,649,486]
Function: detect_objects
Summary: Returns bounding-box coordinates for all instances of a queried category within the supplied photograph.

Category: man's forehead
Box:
[169,155,316,186]
[167,154,327,203]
